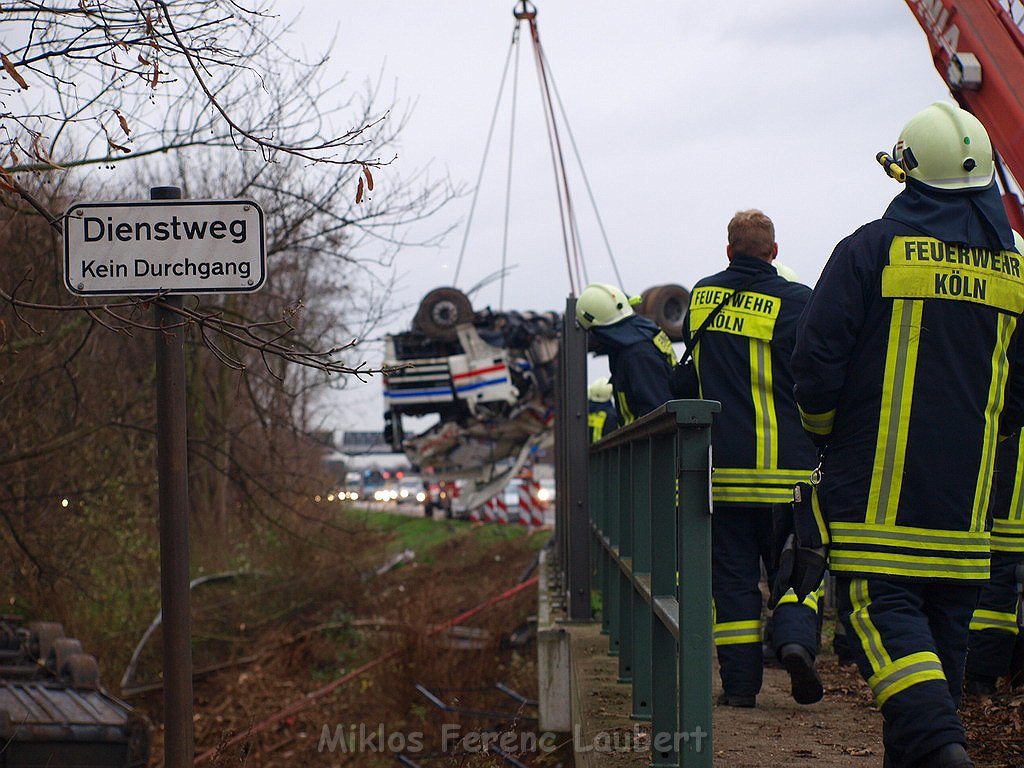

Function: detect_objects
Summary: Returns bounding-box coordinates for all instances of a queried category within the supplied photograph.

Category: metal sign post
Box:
[151,185,194,767]
[61,187,266,768]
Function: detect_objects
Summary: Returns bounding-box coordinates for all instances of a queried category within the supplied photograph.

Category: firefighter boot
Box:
[779,643,824,704]
[911,743,974,768]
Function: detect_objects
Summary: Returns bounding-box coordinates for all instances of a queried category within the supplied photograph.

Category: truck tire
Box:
[414,287,473,340]
[48,637,84,676]
[64,653,100,689]
[27,621,65,663]
[641,283,690,342]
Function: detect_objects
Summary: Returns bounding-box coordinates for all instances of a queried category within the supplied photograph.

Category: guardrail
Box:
[589,399,719,768]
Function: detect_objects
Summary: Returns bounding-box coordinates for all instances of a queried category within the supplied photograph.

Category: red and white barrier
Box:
[517,479,547,527]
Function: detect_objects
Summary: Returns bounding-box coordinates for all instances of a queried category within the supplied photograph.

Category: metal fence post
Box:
[563,297,591,620]
[673,401,716,768]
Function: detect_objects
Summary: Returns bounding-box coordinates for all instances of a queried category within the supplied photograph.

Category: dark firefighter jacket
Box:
[792,178,1024,582]
[990,432,1024,554]
[591,314,676,424]
[682,256,817,506]
[588,399,619,442]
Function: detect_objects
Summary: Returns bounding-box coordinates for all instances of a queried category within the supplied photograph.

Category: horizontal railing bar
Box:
[590,400,719,451]
[652,597,680,641]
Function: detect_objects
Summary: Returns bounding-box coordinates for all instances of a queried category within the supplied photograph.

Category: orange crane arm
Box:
[904,0,1024,229]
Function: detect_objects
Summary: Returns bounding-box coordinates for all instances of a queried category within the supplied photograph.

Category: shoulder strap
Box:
[682,271,762,360]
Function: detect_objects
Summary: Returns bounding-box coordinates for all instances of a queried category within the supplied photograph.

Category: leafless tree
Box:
[0,0,448,376]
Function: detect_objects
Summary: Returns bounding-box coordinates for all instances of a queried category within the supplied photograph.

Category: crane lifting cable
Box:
[452,0,623,300]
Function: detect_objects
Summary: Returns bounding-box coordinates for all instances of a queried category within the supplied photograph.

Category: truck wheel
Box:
[64,653,100,689]
[641,284,690,342]
[414,287,473,340]
[48,637,84,676]
[27,621,65,663]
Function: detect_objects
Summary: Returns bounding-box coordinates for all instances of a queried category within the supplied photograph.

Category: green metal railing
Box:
[590,400,719,768]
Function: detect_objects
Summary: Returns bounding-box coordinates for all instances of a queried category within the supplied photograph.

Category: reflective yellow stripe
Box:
[882,237,1024,313]
[992,518,1024,552]
[798,406,835,435]
[868,650,946,707]
[713,619,762,646]
[811,489,830,545]
[617,391,635,425]
[1009,432,1024,523]
[588,410,607,442]
[776,587,821,612]
[652,331,678,366]
[970,609,1019,634]
[848,579,890,673]
[688,287,781,341]
[712,467,811,505]
[830,549,990,580]
[973,313,1015,532]
[869,299,922,526]
[829,522,990,550]
[750,338,778,468]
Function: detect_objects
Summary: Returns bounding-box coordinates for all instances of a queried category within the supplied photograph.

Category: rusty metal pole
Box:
[151,185,195,766]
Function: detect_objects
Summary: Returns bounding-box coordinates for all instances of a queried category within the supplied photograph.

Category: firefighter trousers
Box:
[836,576,978,767]
[712,505,819,698]
[966,551,1022,683]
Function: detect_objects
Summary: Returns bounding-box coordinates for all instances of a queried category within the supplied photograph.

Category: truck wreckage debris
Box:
[382,285,689,512]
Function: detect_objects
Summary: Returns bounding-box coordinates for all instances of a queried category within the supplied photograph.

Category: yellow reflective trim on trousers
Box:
[829,550,990,579]
[713,619,762,646]
[868,299,922,526]
[848,579,890,673]
[969,609,1019,633]
[750,338,778,468]
[798,405,835,435]
[617,391,635,426]
[868,650,946,707]
[973,313,1015,532]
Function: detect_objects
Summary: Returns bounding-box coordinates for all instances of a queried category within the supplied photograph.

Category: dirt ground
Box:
[571,621,1024,768]
[127,510,1024,767]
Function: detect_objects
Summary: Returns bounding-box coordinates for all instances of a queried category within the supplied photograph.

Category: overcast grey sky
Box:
[296,1,955,432]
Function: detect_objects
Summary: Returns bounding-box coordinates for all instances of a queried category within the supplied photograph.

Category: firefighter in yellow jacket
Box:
[792,103,1024,768]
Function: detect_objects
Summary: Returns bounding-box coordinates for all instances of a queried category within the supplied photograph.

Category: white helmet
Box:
[774,262,800,282]
[1013,229,1024,255]
[893,102,994,190]
[587,377,613,403]
[576,283,634,329]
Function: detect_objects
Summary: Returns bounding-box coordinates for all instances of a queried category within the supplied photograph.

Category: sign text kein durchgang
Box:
[63,200,266,296]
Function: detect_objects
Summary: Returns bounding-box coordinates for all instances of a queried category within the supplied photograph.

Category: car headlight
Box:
[537,488,551,502]
[416,492,426,502]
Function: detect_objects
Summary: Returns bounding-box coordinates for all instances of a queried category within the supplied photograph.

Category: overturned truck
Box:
[382,285,688,512]
[0,618,149,767]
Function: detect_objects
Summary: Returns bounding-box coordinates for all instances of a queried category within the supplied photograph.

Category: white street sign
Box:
[63,199,266,296]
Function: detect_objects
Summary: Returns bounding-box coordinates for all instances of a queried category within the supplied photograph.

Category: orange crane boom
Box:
[904,0,1024,229]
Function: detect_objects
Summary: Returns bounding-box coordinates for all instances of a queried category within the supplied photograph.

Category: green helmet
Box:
[893,102,994,190]
[576,283,634,329]
[774,262,800,282]
[587,376,613,403]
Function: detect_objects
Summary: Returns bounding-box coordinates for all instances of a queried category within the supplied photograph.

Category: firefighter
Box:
[679,209,821,707]
[791,102,1024,768]
[587,376,619,442]
[575,283,675,425]
[965,427,1024,695]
